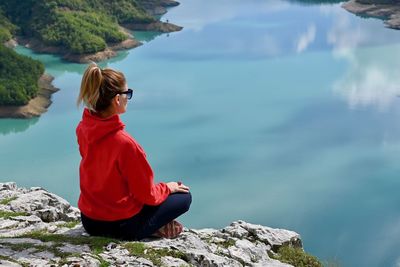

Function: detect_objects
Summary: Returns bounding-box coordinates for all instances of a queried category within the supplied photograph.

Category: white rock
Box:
[161,256,188,267]
[0,219,19,229]
[10,215,42,223]
[58,243,91,254]
[226,221,301,249]
[0,183,310,267]
[0,245,17,257]
[0,182,17,191]
[8,189,78,222]
[0,259,21,266]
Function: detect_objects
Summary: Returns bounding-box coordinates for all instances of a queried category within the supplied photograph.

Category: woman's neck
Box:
[96,108,117,119]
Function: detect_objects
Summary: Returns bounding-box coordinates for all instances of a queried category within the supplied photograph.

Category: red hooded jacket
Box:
[76,109,170,221]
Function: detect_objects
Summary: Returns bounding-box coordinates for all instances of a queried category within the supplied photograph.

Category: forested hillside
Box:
[0,0,159,54]
[0,45,44,105]
[0,0,177,106]
[0,5,45,106]
[0,9,16,43]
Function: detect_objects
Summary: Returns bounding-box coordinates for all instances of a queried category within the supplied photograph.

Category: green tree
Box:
[0,44,44,105]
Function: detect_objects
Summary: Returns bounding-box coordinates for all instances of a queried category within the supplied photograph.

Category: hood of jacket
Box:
[76,108,125,145]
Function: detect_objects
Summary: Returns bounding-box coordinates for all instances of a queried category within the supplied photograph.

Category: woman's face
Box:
[111,83,129,115]
[117,84,129,114]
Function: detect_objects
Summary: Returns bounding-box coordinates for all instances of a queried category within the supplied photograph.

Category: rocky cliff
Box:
[0,182,320,266]
[343,0,400,29]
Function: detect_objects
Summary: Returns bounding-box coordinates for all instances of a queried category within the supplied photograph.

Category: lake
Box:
[2,0,400,266]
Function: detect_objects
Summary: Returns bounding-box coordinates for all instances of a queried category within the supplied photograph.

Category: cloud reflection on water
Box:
[324,5,400,110]
[296,24,317,53]
[171,0,291,32]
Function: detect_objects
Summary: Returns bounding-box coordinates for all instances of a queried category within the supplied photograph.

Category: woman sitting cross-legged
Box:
[76,63,192,240]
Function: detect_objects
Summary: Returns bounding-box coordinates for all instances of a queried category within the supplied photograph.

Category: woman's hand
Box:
[166,181,190,194]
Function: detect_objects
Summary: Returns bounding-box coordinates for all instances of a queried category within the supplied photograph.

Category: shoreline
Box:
[15,35,142,64]
[0,20,182,119]
[0,74,59,119]
[15,21,182,64]
[0,1,183,119]
[10,0,183,64]
[342,0,400,29]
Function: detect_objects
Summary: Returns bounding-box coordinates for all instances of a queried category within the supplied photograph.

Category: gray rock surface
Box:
[343,0,400,30]
[0,182,307,266]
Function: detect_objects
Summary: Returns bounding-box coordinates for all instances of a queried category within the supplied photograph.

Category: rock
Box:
[59,243,91,254]
[65,253,101,267]
[3,39,17,49]
[161,256,188,267]
[123,21,183,33]
[225,220,302,251]
[141,0,179,16]
[7,189,79,222]
[343,0,400,30]
[0,182,18,191]
[0,260,20,267]
[0,182,318,267]
[62,37,144,63]
[138,0,180,16]
[61,38,142,63]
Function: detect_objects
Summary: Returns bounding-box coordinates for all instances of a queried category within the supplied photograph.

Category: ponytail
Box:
[77,63,126,112]
[77,63,103,112]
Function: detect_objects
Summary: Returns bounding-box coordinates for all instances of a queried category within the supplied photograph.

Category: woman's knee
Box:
[165,192,192,215]
[180,191,192,213]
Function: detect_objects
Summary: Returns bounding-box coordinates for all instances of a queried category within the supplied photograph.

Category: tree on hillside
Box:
[0,44,44,105]
[0,0,157,54]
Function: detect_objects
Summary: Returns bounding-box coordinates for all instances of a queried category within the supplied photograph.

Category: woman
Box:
[76,63,191,240]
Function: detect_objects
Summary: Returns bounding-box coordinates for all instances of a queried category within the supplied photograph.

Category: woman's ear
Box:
[114,94,121,106]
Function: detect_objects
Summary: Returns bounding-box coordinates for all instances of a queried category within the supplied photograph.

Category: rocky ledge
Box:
[343,0,400,29]
[140,0,180,16]
[0,182,321,267]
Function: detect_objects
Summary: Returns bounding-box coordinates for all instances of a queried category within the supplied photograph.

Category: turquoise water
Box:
[2,0,400,265]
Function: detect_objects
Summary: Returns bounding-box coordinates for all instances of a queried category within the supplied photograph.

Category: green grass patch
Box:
[124,242,189,266]
[33,244,79,258]
[0,196,17,205]
[0,210,28,219]
[0,254,30,267]
[218,239,236,249]
[0,254,24,265]
[201,236,236,249]
[2,242,33,252]
[15,230,117,265]
[124,242,146,255]
[270,245,322,267]
[58,221,80,229]
[92,253,111,267]
[19,230,118,254]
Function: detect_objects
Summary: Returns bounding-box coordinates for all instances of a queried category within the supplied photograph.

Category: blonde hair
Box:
[77,63,126,112]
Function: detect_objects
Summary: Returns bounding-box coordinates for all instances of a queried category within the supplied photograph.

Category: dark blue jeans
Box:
[81,192,192,240]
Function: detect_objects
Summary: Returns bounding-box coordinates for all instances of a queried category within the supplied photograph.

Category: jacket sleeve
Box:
[118,139,170,206]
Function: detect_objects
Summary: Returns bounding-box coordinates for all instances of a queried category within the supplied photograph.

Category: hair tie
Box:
[88,62,102,73]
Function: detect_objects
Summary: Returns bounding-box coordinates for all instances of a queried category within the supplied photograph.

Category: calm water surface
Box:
[2,1,400,266]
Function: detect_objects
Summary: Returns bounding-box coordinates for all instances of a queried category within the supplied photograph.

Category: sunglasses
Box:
[118,88,134,100]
